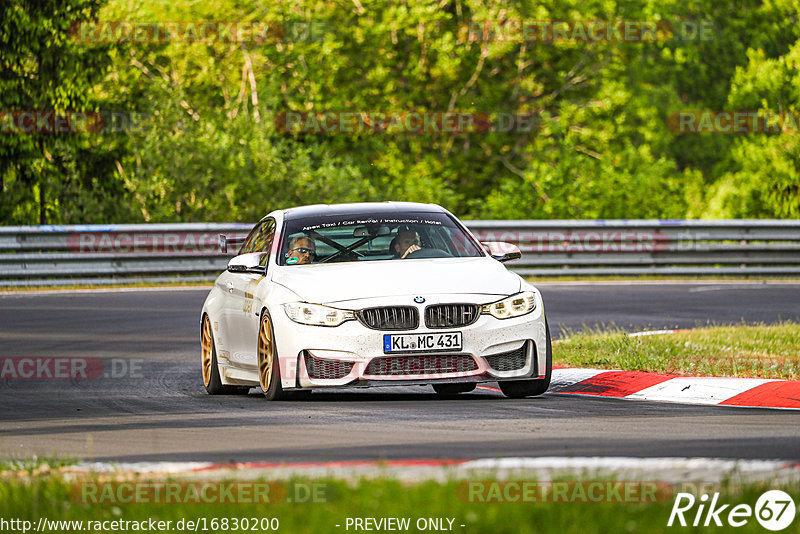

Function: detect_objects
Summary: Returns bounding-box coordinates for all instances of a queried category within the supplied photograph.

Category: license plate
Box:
[383,332,462,353]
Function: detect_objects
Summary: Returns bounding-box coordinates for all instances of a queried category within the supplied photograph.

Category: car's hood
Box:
[271,257,521,304]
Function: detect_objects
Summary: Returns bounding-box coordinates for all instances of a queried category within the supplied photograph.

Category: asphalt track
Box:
[1,282,798,463]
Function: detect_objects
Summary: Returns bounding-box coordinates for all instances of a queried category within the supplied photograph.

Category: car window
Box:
[238,218,275,264]
[251,218,276,253]
[279,212,483,265]
[238,225,260,255]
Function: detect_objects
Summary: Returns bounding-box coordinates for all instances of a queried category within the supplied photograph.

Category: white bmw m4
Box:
[200,202,551,400]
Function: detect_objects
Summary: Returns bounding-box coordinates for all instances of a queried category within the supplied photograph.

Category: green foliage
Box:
[1,474,797,534]
[0,0,127,224]
[2,0,800,223]
[704,41,800,218]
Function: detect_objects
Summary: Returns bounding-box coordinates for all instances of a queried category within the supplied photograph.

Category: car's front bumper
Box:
[270,292,548,389]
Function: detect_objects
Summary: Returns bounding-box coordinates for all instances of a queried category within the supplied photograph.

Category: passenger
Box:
[285,235,317,264]
[392,229,421,259]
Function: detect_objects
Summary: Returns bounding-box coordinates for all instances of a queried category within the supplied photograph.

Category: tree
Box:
[0,0,120,224]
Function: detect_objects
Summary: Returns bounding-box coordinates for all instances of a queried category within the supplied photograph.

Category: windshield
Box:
[279,212,484,265]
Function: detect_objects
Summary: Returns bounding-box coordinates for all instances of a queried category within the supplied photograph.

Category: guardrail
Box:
[1,220,799,286]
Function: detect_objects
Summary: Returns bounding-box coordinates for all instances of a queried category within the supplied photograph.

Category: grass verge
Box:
[554,323,800,379]
[0,456,76,474]
[0,475,797,534]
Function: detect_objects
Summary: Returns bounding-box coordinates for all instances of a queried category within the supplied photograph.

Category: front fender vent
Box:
[484,342,530,372]
[304,353,354,380]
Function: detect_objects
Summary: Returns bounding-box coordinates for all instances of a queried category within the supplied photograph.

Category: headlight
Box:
[283,302,355,327]
[481,291,536,319]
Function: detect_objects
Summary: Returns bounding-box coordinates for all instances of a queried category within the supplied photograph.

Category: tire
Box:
[498,320,552,399]
[432,383,476,397]
[201,315,249,395]
[258,310,287,400]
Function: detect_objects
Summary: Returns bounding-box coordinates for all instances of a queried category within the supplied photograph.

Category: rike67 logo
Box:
[668,490,796,531]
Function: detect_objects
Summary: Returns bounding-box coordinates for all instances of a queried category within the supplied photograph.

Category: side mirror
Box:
[227,252,267,274]
[482,241,522,263]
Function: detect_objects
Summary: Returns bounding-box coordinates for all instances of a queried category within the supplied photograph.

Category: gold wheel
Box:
[201,314,247,395]
[201,316,213,387]
[258,314,274,392]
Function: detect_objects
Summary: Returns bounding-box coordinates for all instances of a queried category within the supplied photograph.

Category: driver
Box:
[285,235,316,265]
[392,229,421,259]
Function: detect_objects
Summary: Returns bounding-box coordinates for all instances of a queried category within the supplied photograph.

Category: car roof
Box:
[281,202,446,221]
